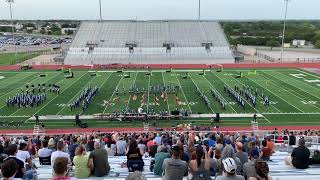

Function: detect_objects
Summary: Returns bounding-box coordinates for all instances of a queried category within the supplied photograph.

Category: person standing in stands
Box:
[285,138,310,169]
[88,142,110,177]
[215,158,245,180]
[162,145,188,180]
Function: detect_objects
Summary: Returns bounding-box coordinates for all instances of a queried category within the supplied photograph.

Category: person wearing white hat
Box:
[216,158,245,180]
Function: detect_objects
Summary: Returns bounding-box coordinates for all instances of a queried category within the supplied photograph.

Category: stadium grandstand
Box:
[64,20,234,65]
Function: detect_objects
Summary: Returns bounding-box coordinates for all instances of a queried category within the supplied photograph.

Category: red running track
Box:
[0,126,320,135]
[1,63,320,70]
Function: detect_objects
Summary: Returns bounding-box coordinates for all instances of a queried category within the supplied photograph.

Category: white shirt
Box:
[16,150,30,163]
[38,147,52,158]
[51,150,71,165]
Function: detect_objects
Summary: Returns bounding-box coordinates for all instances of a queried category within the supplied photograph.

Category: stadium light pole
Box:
[198,0,201,21]
[6,0,17,63]
[99,0,103,22]
[280,0,289,62]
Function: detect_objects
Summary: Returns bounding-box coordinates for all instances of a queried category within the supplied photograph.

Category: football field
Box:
[0,68,320,129]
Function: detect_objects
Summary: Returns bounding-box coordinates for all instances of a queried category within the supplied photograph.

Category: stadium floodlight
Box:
[280,0,289,62]
[99,0,103,22]
[6,0,17,63]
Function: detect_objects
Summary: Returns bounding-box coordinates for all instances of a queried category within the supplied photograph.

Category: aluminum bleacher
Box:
[65,20,234,65]
[34,151,320,180]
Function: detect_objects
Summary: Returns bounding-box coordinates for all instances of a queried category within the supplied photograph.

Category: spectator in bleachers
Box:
[243,149,260,179]
[68,138,78,162]
[1,159,18,179]
[235,142,248,166]
[248,160,272,180]
[106,143,116,156]
[38,140,52,158]
[73,145,91,179]
[86,136,95,152]
[188,145,212,180]
[51,141,71,166]
[16,143,32,168]
[260,140,274,161]
[126,139,144,172]
[216,145,242,176]
[88,141,110,177]
[138,139,147,155]
[154,146,170,176]
[162,145,188,180]
[289,132,296,146]
[216,158,245,180]
[52,157,75,180]
[116,136,127,156]
[157,138,171,154]
[266,138,274,151]
[3,144,25,179]
[285,138,310,169]
[125,170,147,180]
[48,138,56,150]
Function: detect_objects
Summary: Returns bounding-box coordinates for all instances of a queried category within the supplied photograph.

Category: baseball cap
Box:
[222,158,237,173]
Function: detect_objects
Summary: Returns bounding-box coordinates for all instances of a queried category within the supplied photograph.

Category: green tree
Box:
[266,40,280,50]
[40,28,46,34]
[315,40,320,49]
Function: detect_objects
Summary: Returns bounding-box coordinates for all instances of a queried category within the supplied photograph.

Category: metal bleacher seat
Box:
[64,20,234,65]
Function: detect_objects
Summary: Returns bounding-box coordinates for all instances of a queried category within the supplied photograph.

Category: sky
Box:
[0,0,319,20]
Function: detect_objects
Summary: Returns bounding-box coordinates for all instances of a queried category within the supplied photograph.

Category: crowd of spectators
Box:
[0,129,317,180]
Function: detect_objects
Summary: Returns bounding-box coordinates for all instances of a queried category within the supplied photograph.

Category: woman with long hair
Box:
[189,145,212,180]
[249,160,272,180]
[126,139,144,172]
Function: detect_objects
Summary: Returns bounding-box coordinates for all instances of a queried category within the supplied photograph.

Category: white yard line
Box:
[125,72,138,111]
[174,72,192,113]
[262,74,320,112]
[162,72,170,112]
[267,72,319,96]
[296,69,320,79]
[189,74,215,114]
[26,73,88,117]
[102,75,124,114]
[202,75,237,113]
[267,73,319,109]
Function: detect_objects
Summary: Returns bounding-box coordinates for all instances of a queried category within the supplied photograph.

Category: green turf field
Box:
[0,68,319,129]
[0,52,40,65]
